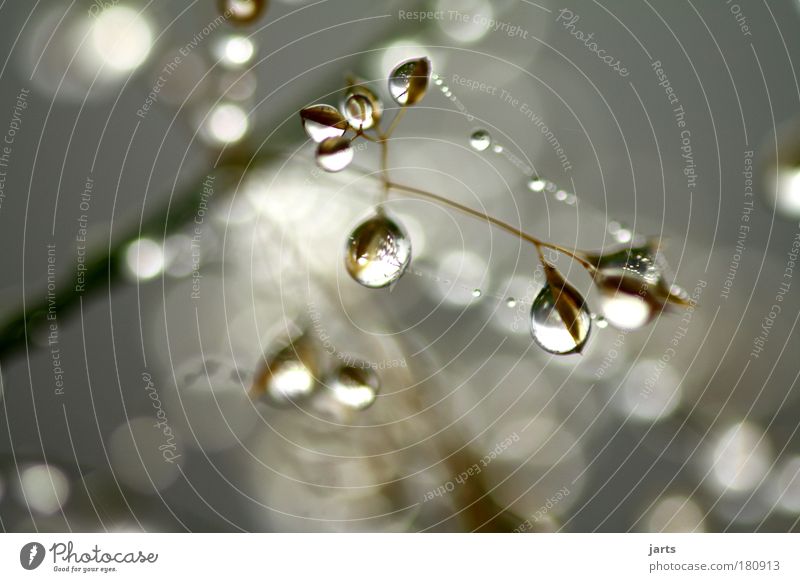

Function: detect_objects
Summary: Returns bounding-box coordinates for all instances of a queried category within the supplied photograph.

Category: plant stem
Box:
[385,181,596,272]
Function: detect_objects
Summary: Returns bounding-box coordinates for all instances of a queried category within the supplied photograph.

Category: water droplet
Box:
[506,297,517,308]
[327,363,380,410]
[596,316,608,329]
[527,177,546,192]
[218,35,255,66]
[492,144,503,153]
[345,213,412,288]
[596,280,655,330]
[388,57,431,106]
[555,190,567,201]
[342,84,382,129]
[472,288,482,298]
[315,136,354,172]
[615,228,632,243]
[469,129,491,151]
[252,336,318,407]
[220,0,267,24]
[530,284,591,355]
[300,104,347,143]
[343,93,374,130]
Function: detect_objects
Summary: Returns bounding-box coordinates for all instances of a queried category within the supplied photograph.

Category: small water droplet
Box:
[469,129,491,151]
[316,136,354,172]
[595,316,608,328]
[527,177,546,192]
[328,363,380,410]
[506,297,517,308]
[253,336,318,407]
[345,213,412,288]
[530,285,591,355]
[492,144,503,153]
[472,288,482,298]
[555,190,567,201]
[615,228,632,243]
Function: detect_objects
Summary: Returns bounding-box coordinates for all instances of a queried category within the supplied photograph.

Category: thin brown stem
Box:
[385,181,596,273]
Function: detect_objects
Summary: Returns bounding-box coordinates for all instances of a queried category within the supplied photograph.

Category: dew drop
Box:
[469,129,491,151]
[316,136,354,172]
[530,285,591,355]
[345,213,412,288]
[527,177,546,192]
[555,190,567,201]
[595,316,608,329]
[343,93,374,130]
[327,363,380,410]
[300,104,347,143]
[492,144,504,153]
[388,57,431,106]
[252,336,318,407]
[506,297,517,308]
[472,288,482,298]
[597,289,653,331]
[220,0,267,25]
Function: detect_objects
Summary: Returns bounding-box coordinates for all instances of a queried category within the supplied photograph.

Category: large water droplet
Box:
[345,213,412,288]
[327,363,380,410]
[252,335,318,407]
[388,57,430,106]
[469,129,491,151]
[316,136,354,172]
[300,104,347,143]
[220,0,267,24]
[530,285,591,355]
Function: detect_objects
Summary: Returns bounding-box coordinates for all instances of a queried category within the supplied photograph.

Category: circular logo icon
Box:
[20,542,46,570]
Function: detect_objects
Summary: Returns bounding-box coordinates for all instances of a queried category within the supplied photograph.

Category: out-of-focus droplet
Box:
[327,363,380,410]
[619,359,682,421]
[506,297,517,308]
[300,104,347,143]
[92,6,153,72]
[15,464,70,515]
[252,334,319,406]
[345,213,411,288]
[709,422,771,493]
[646,495,706,532]
[530,268,591,355]
[388,57,431,106]
[316,136,354,172]
[469,129,491,151]
[206,102,249,144]
[774,456,800,514]
[218,35,255,66]
[596,279,655,331]
[435,0,493,43]
[124,238,164,280]
[343,94,374,130]
[492,144,503,153]
[527,177,546,192]
[220,0,267,24]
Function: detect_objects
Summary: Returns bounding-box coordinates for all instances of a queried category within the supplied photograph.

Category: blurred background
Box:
[1,0,800,532]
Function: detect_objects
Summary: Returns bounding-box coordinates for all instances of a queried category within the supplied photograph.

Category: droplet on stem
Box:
[345,213,412,288]
[388,57,431,106]
[315,136,354,172]
[343,81,382,129]
[527,177,546,192]
[251,334,318,407]
[530,263,591,355]
[300,104,347,142]
[220,0,267,25]
[469,129,491,151]
[343,93,374,130]
[327,363,380,410]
